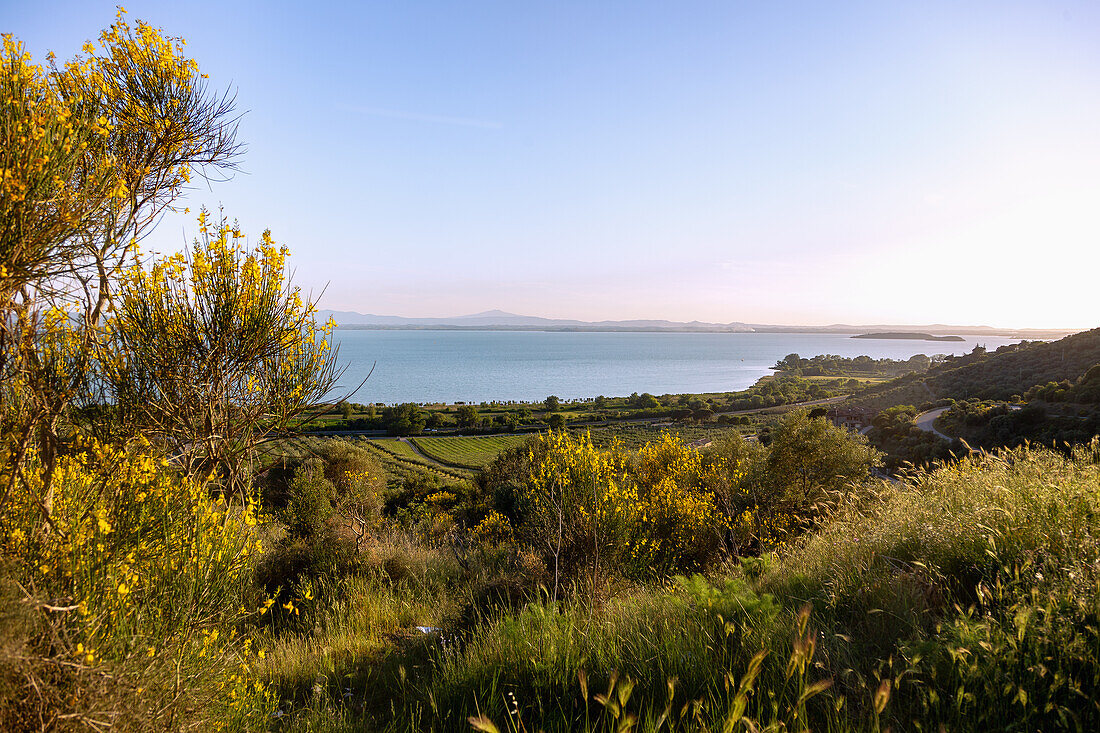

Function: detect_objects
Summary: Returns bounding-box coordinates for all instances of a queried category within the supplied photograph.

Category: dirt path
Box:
[395,436,459,471]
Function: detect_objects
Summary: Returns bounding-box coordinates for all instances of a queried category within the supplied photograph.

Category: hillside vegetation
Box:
[852,327,1100,410]
[5,14,1100,733]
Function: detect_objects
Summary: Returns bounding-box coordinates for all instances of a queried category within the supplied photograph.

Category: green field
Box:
[261,434,328,462]
[270,427,755,488]
[410,434,532,469]
[363,438,471,481]
[371,437,432,463]
[263,435,471,485]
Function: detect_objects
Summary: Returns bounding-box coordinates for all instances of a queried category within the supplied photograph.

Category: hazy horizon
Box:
[12,1,1100,330]
[320,307,1079,333]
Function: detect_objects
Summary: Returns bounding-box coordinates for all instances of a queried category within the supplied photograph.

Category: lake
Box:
[330,330,1022,405]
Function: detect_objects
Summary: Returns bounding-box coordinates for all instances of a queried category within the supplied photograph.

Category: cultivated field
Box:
[411,434,532,469]
[586,422,748,450]
[362,437,471,481]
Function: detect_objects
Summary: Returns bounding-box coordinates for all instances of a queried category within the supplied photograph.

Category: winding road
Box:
[913,407,952,440]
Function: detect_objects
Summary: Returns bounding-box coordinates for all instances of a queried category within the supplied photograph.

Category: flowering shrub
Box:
[522,431,634,583]
[518,431,734,581]
[0,11,308,729]
[100,210,340,490]
[0,436,271,727]
[473,510,515,546]
[628,435,726,574]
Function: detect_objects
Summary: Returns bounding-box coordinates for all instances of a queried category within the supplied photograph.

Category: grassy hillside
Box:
[254,441,1100,732]
[851,327,1100,411]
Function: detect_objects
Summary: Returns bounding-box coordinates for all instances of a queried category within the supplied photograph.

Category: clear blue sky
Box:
[8,1,1100,328]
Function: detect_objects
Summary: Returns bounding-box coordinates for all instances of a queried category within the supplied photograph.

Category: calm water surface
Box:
[330,330,1022,405]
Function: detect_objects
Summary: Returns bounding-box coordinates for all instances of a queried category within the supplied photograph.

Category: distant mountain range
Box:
[318,309,1079,339]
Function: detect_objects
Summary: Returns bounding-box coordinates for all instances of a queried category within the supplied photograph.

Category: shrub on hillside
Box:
[0,438,270,729]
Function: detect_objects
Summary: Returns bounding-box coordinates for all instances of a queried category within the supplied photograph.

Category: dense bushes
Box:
[855,330,1100,411]
[473,413,879,587]
[0,438,270,728]
[938,399,1100,451]
[257,441,387,631]
[775,352,931,377]
[725,375,847,411]
[1025,362,1100,404]
[867,404,957,472]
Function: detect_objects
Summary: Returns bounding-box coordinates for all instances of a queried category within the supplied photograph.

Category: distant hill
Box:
[851,327,1100,411]
[318,309,1077,338]
[322,310,756,332]
[853,332,965,342]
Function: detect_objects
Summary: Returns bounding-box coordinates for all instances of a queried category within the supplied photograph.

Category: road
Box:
[913,407,952,440]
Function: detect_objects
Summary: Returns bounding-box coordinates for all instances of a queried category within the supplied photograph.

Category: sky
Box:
[6,0,1100,329]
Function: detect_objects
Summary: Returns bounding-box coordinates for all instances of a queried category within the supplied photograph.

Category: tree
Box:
[496,412,520,431]
[0,17,280,725]
[775,353,802,372]
[100,212,341,491]
[548,413,566,430]
[456,404,480,428]
[2,11,241,519]
[384,403,427,436]
[317,440,386,552]
[764,410,880,505]
[544,395,560,412]
[593,395,608,409]
[907,354,932,371]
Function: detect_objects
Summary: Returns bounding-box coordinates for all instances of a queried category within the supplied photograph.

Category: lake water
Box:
[330,330,1022,405]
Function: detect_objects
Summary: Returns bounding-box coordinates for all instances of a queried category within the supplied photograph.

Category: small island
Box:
[852,332,965,342]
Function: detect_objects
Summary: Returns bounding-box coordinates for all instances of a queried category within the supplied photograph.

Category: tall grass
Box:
[757,441,1100,728]
[257,535,466,725]
[322,442,1100,732]
[367,576,851,732]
